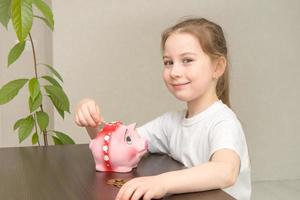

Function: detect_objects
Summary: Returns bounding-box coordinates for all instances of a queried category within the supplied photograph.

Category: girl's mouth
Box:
[172,82,190,86]
[171,82,191,89]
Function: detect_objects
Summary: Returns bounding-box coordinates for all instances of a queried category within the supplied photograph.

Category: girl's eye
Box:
[182,58,193,64]
[163,60,173,67]
[125,135,132,145]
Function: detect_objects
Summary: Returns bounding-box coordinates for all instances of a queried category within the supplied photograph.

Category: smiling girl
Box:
[75,17,251,200]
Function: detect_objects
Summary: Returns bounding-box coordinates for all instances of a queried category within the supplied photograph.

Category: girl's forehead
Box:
[164,33,204,56]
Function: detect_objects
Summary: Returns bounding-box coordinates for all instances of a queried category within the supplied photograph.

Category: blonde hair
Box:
[161,17,231,108]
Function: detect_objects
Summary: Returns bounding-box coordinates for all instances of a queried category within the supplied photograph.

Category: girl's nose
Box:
[170,64,183,78]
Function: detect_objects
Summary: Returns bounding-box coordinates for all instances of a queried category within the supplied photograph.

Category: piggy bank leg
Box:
[113,166,133,173]
[95,165,112,172]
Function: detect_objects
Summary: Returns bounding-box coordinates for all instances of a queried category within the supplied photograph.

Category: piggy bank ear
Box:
[127,123,136,132]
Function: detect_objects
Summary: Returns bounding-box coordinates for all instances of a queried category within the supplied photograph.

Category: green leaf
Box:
[36,111,48,131]
[39,63,63,82]
[44,85,69,112]
[32,131,38,144]
[11,0,33,41]
[13,117,25,130]
[0,0,12,29]
[29,91,42,112]
[0,79,28,105]
[34,15,51,29]
[52,136,63,145]
[52,130,75,144]
[28,77,40,100]
[32,0,53,30]
[48,95,64,118]
[41,75,62,88]
[18,115,34,143]
[8,41,25,67]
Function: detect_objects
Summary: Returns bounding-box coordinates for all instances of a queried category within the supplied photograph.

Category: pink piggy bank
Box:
[89,121,148,172]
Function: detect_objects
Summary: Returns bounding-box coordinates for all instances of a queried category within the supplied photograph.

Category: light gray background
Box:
[0,0,299,183]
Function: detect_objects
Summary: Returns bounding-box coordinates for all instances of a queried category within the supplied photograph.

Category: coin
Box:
[107,179,115,185]
[107,178,128,188]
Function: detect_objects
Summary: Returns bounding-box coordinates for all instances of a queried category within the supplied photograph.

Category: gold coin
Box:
[107,178,129,188]
[107,179,116,185]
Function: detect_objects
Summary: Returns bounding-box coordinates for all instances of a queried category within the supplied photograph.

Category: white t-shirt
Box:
[137,100,251,200]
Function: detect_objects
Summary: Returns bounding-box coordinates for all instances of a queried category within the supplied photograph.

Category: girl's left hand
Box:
[115,175,168,200]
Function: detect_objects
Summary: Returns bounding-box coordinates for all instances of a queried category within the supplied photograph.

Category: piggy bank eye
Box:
[125,136,132,145]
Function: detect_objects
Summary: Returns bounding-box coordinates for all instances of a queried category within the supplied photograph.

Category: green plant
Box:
[0,0,75,146]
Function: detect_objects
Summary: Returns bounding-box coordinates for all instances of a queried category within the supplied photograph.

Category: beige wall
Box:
[1,0,299,182]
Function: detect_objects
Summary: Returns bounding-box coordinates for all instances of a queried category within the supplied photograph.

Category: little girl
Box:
[75,17,251,200]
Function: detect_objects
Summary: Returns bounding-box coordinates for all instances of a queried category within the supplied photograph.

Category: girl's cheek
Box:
[162,72,170,84]
[162,68,168,77]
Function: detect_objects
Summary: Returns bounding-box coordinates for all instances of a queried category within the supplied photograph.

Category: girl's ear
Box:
[213,56,227,79]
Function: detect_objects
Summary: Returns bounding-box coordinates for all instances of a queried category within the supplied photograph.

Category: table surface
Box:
[0,144,235,200]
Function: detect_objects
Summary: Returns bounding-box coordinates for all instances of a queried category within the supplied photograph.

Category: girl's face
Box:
[162,33,217,103]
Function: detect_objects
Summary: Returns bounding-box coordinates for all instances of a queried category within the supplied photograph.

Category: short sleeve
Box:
[136,113,170,154]
[208,119,243,160]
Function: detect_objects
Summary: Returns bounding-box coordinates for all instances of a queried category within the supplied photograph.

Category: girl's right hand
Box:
[74,98,103,128]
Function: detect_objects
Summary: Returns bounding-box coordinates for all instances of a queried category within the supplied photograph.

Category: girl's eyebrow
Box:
[163,52,197,59]
[180,52,197,56]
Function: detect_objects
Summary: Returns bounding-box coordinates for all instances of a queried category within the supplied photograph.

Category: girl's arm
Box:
[160,148,240,193]
[116,148,240,200]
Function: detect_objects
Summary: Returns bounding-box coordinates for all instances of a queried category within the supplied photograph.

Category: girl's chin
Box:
[172,93,194,102]
[166,87,194,102]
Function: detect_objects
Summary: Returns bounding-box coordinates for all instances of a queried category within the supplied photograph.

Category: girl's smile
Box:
[171,81,191,90]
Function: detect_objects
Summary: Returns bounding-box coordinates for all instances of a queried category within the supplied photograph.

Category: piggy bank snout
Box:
[134,137,148,153]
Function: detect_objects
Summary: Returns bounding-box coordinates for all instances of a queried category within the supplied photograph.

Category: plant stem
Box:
[33,113,40,146]
[29,32,48,146]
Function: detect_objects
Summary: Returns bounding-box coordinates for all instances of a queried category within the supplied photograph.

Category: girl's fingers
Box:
[74,113,81,126]
[96,104,103,122]
[129,187,146,200]
[116,182,134,200]
[78,109,89,127]
[74,99,104,128]
[143,191,154,200]
[115,185,125,200]
[81,105,97,127]
[87,102,101,124]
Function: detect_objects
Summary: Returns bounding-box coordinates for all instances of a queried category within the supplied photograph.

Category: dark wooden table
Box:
[0,144,235,200]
